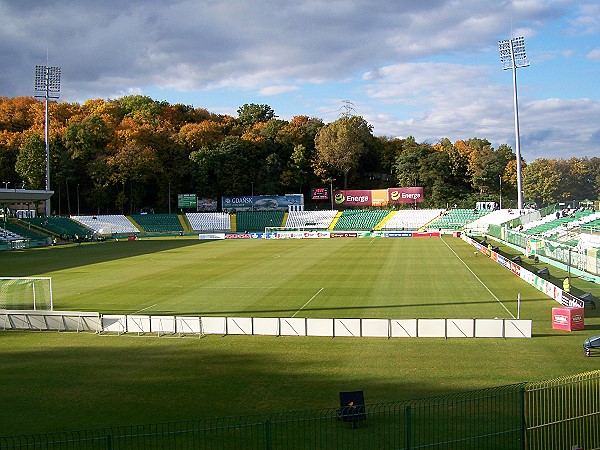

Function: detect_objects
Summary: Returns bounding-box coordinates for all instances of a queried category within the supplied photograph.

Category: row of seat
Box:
[235,211,286,232]
[523,210,595,236]
[71,215,139,234]
[333,210,390,231]
[0,227,24,242]
[186,213,231,231]
[284,210,339,229]
[21,216,92,237]
[382,209,445,230]
[427,209,491,230]
[130,214,184,233]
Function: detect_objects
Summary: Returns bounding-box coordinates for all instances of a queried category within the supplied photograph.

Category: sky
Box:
[1,0,599,162]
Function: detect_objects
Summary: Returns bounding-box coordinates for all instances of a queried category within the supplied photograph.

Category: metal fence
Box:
[524,370,600,450]
[1,372,598,450]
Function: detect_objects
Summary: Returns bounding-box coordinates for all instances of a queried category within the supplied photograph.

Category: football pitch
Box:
[0,236,598,435]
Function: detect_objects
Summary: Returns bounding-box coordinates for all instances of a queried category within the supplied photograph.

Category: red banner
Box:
[333,190,372,207]
[332,187,424,207]
[388,187,424,204]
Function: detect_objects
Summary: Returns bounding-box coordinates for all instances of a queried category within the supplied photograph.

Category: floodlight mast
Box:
[499,37,529,211]
[34,65,61,217]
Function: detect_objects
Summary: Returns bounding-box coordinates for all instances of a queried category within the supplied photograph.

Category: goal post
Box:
[0,277,53,311]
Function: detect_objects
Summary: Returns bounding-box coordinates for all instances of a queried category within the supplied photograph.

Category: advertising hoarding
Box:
[332,187,424,207]
[177,194,197,208]
[222,195,303,212]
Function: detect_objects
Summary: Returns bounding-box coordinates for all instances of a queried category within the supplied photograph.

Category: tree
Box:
[522,159,560,206]
[313,115,373,189]
[15,134,46,189]
[236,104,275,128]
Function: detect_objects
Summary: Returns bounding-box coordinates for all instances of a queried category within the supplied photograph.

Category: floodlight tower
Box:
[34,65,61,217]
[499,36,529,210]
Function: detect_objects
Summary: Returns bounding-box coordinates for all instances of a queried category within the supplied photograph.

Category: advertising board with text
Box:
[332,187,424,207]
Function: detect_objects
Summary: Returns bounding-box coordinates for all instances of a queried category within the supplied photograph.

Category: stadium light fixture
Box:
[34,65,61,217]
[499,37,529,211]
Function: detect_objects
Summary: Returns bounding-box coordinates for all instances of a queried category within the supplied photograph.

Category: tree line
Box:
[0,95,598,215]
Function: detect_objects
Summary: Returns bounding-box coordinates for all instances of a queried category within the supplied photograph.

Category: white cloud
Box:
[0,0,597,160]
[587,48,600,61]
[258,85,299,96]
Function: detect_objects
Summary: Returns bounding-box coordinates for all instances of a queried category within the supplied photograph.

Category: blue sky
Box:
[1,0,599,162]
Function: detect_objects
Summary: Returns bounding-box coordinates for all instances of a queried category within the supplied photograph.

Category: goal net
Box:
[0,277,53,311]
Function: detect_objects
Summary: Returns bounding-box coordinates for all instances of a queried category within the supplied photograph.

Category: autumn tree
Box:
[522,159,561,206]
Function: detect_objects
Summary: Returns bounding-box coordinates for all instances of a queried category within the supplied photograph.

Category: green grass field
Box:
[0,236,598,436]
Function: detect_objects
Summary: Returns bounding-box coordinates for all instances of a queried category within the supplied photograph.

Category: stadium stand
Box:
[381,209,445,231]
[0,226,24,242]
[21,217,92,238]
[129,214,184,233]
[581,216,600,233]
[186,212,231,231]
[332,210,390,230]
[2,222,47,241]
[426,209,491,231]
[285,210,338,229]
[235,211,285,232]
[72,215,139,234]
[522,210,595,237]
[465,209,525,233]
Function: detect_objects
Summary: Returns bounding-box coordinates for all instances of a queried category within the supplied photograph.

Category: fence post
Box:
[264,419,271,450]
[521,386,527,450]
[404,405,411,450]
[106,434,113,450]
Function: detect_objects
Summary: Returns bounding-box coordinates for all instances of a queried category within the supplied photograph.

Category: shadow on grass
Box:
[0,238,212,276]
[0,333,525,437]
[104,296,547,317]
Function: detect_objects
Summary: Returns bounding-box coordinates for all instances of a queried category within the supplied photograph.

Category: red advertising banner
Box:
[333,190,372,207]
[332,187,425,207]
[388,187,424,204]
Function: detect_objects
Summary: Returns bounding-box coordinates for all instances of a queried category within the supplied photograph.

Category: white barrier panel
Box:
[280,318,306,336]
[227,317,253,335]
[475,319,504,338]
[504,319,532,338]
[127,315,151,334]
[391,319,417,337]
[176,316,203,335]
[252,317,279,335]
[307,318,333,337]
[361,319,389,337]
[202,317,227,335]
[150,316,176,335]
[64,314,101,332]
[334,318,361,337]
[102,315,127,333]
[19,313,530,338]
[446,319,475,338]
[0,310,101,332]
[4,312,37,330]
[418,319,446,338]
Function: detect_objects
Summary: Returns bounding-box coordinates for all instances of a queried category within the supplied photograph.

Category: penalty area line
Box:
[292,287,324,318]
[131,304,157,315]
[440,237,515,319]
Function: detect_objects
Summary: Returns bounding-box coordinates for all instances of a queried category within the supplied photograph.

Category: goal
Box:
[0,277,53,311]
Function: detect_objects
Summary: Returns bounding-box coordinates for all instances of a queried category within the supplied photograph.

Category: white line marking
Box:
[440,237,515,319]
[292,287,324,318]
[131,304,157,315]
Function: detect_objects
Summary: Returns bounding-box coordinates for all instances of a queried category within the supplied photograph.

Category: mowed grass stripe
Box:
[7,237,542,318]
